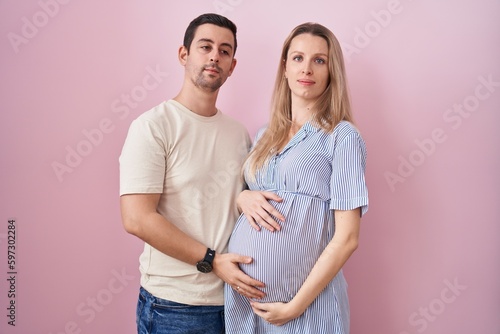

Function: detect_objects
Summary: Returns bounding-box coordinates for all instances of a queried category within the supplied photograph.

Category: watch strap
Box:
[203,248,216,265]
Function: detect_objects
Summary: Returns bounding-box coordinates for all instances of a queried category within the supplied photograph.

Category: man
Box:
[119,13,264,334]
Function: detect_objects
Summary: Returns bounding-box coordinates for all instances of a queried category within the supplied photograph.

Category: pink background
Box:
[1,1,499,333]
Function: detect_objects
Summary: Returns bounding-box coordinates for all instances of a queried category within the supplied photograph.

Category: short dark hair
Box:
[183,13,238,55]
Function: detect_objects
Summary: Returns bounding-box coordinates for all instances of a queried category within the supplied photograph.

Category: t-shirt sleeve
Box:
[329,129,369,216]
[119,118,166,196]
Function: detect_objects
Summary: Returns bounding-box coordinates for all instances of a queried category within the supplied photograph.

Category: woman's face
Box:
[284,33,330,105]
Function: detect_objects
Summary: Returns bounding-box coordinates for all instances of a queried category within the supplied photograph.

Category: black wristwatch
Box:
[196,248,216,273]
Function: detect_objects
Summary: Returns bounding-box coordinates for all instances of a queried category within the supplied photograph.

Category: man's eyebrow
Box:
[197,38,233,50]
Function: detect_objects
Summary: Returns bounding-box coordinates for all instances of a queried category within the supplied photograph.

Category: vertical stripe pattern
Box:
[225,121,368,333]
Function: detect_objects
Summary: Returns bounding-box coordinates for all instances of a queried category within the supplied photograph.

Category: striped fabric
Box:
[225,121,368,333]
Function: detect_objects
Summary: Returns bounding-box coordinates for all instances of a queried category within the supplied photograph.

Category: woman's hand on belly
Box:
[249,300,304,326]
[237,190,285,232]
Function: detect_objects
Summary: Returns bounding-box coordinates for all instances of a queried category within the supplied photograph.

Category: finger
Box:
[254,211,282,232]
[259,222,279,233]
[260,211,284,229]
[243,204,276,230]
[262,204,285,222]
[247,209,277,232]
[255,216,278,232]
[243,214,261,231]
[234,284,258,299]
[250,301,269,314]
[250,302,264,316]
[241,276,266,290]
[249,221,262,231]
[235,281,265,299]
[251,306,263,318]
[262,191,284,202]
[233,254,253,265]
[247,286,265,299]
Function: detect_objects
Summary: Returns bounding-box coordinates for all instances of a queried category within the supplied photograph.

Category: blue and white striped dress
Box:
[225,121,369,334]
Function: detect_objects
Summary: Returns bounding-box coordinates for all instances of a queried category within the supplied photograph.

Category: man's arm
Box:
[120,193,265,298]
[121,193,207,264]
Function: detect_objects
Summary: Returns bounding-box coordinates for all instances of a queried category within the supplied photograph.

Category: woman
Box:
[225,22,369,333]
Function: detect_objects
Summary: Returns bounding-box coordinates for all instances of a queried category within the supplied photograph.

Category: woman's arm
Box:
[250,208,361,326]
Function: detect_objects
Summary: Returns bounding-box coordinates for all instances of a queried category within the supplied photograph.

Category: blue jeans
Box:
[136,287,225,334]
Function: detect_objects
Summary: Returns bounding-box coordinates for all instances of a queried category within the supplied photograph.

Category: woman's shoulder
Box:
[322,121,366,155]
[254,124,269,142]
[333,120,359,134]
[327,120,362,141]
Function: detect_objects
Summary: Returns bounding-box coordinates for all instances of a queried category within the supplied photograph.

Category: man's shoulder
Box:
[131,100,187,129]
[216,112,248,134]
[134,101,170,121]
[219,112,245,126]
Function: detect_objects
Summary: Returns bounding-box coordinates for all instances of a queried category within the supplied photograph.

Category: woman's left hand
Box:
[249,300,303,326]
[237,190,285,232]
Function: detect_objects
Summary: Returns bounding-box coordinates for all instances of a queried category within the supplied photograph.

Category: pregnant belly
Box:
[228,197,331,303]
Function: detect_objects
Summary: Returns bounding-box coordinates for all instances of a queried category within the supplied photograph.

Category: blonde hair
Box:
[246,22,354,176]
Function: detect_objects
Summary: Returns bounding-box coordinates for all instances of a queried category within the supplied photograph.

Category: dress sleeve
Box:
[329,128,369,216]
[252,124,268,145]
[119,118,167,196]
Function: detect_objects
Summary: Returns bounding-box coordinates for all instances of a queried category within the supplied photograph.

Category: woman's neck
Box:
[290,105,314,132]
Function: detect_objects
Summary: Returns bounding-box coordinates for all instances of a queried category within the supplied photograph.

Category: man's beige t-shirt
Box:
[119,100,250,305]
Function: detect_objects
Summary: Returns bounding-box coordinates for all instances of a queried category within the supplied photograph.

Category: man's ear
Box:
[178,45,188,65]
[228,58,237,77]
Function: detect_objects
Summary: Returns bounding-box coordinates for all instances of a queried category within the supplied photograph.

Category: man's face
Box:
[181,24,237,93]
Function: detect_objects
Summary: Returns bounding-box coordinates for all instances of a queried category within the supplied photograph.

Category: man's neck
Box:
[173,86,219,117]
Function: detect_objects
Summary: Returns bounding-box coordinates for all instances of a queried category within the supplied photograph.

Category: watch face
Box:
[196,261,212,273]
